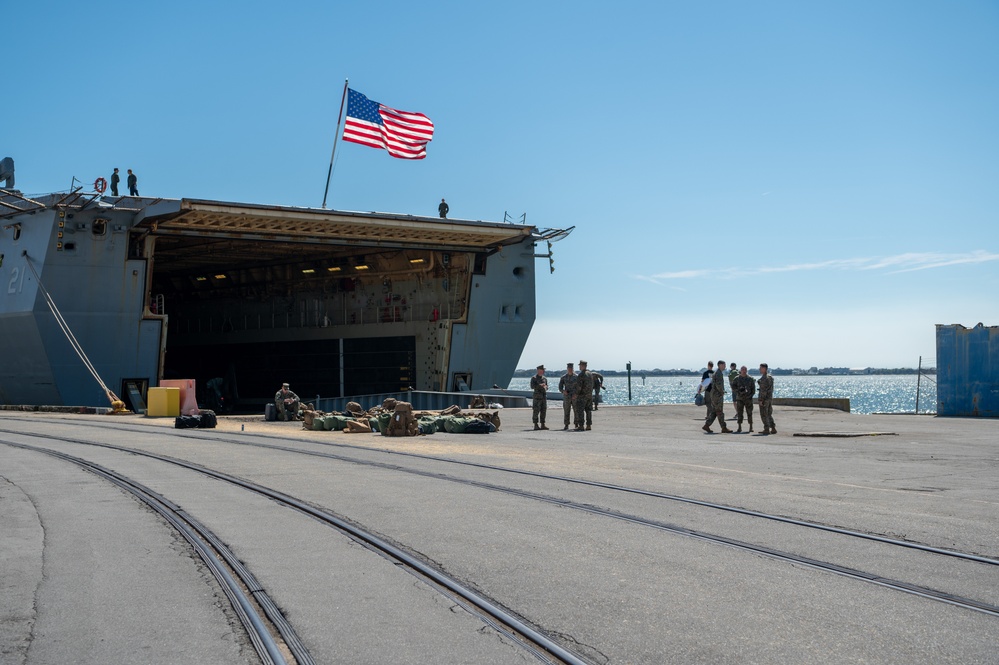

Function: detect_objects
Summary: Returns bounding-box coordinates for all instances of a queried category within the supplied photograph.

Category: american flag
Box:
[342,88,435,160]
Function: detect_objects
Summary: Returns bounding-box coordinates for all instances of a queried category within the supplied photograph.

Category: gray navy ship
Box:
[0,160,567,410]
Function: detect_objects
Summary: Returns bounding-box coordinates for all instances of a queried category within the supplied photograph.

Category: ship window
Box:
[128,233,144,258]
[473,253,487,275]
[512,266,524,280]
[64,242,76,251]
[92,219,107,237]
[11,225,20,241]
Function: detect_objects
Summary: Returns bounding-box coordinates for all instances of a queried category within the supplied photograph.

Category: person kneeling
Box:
[275,382,301,421]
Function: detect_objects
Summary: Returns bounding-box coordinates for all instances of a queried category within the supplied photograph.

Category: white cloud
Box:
[643,269,712,280]
[882,250,999,273]
[638,251,999,282]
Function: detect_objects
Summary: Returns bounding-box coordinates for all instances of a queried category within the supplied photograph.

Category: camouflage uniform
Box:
[574,367,594,429]
[530,370,549,428]
[274,386,300,421]
[701,367,714,419]
[757,373,776,434]
[732,374,756,431]
[729,366,740,403]
[558,368,579,429]
[592,372,604,410]
[703,366,729,432]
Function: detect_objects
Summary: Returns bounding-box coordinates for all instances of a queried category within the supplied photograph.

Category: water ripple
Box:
[509,375,936,415]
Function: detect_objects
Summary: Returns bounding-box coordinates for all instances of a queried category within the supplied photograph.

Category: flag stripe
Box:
[342,117,384,149]
[342,88,434,160]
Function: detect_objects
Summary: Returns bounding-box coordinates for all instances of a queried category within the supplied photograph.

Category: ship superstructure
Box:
[1,186,556,409]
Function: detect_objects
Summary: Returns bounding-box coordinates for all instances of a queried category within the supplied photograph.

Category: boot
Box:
[736,424,742,433]
[748,421,754,433]
[534,424,540,431]
[770,426,777,434]
[563,425,569,431]
[721,427,733,433]
[585,425,591,431]
[702,424,713,433]
[759,429,769,436]
[541,423,549,430]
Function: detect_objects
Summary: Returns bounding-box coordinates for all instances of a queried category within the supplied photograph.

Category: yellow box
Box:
[146,387,180,417]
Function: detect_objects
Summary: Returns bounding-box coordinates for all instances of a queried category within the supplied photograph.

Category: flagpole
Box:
[322,79,350,209]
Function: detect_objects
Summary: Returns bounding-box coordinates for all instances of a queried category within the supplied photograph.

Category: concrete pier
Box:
[1,404,996,664]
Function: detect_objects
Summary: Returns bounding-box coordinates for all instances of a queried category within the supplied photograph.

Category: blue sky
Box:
[6,1,997,371]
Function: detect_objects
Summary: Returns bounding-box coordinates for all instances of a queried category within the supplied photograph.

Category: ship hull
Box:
[0,192,540,409]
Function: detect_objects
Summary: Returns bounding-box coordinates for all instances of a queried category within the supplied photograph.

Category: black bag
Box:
[463,418,495,434]
[174,415,201,429]
[198,410,218,429]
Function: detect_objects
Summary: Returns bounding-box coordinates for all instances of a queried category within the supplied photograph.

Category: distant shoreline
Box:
[512,367,936,378]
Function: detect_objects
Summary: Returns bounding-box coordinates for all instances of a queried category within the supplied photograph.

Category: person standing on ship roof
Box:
[757,363,776,435]
[530,365,549,430]
[558,362,578,430]
[438,198,449,218]
[127,169,139,196]
[110,168,120,196]
[703,360,732,434]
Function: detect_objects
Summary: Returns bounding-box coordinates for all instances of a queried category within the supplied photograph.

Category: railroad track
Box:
[4,420,997,617]
[0,439,309,665]
[2,416,996,662]
[0,429,590,665]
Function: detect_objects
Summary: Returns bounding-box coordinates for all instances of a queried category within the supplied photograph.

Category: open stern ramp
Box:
[136,198,539,403]
[136,199,533,253]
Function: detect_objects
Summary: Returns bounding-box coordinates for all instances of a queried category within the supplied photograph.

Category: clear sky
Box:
[7,1,997,371]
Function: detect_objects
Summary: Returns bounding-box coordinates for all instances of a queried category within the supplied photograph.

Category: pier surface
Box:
[1,405,996,664]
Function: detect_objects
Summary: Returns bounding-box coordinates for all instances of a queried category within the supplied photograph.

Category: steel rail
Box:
[304,439,999,567]
[17,416,987,568]
[0,440,308,665]
[214,438,999,618]
[6,425,999,620]
[0,431,590,665]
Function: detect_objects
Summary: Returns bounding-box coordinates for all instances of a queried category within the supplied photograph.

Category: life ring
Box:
[94,177,108,193]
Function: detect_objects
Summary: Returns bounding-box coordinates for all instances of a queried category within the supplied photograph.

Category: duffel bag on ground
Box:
[441,415,495,433]
[175,414,201,429]
[198,410,218,429]
[463,418,495,433]
[377,412,392,435]
[326,414,350,431]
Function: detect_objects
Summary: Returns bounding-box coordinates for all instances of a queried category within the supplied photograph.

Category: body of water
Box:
[508,374,937,415]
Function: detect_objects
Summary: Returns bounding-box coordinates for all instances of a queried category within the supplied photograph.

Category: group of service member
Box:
[697,360,776,434]
[530,361,600,431]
